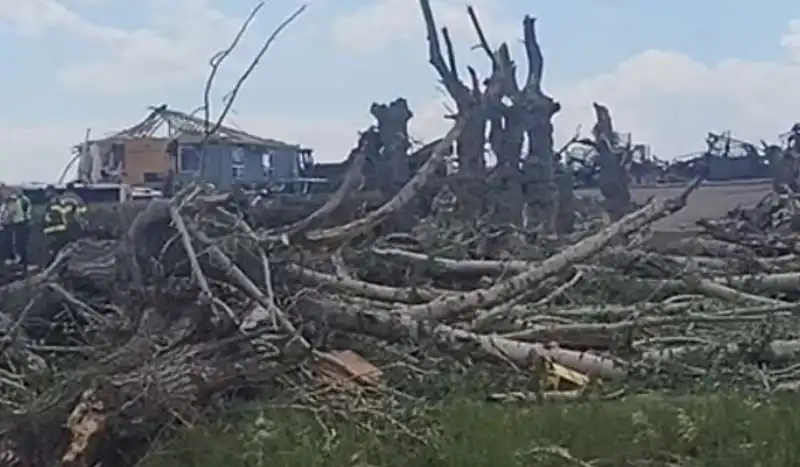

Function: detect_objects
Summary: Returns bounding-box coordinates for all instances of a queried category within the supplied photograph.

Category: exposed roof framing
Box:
[94,104,300,151]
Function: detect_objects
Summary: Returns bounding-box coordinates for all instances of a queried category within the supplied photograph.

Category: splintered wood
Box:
[61,390,107,467]
[314,350,382,389]
[3,2,800,467]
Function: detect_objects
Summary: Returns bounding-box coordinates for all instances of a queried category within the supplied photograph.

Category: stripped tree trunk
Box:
[554,161,576,234]
[418,0,488,216]
[514,17,560,230]
[370,98,413,195]
[591,103,631,221]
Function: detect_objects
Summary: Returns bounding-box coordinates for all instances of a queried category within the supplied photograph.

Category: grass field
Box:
[137,390,800,467]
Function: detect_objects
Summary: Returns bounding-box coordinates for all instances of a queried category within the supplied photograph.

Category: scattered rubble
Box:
[4,1,800,466]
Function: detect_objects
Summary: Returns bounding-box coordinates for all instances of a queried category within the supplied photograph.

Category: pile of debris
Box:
[1,120,800,465]
[6,1,800,465]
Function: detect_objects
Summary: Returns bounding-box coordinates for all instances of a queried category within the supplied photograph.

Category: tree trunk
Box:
[370,98,413,194]
[418,0,488,218]
[513,17,559,230]
[486,50,525,225]
[523,119,557,229]
[554,162,576,234]
[591,102,631,221]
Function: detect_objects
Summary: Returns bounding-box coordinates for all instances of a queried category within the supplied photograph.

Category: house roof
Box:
[82,104,302,152]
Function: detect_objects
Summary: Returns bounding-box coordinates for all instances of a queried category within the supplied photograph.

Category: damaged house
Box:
[73,105,311,189]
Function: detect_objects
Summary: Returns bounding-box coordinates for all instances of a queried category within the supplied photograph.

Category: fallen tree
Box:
[5,2,800,467]
[6,114,800,464]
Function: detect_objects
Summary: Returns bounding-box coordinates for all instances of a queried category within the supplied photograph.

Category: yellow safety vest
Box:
[7,195,31,224]
[42,199,87,235]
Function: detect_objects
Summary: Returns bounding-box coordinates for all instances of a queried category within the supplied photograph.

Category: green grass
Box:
[137,392,800,467]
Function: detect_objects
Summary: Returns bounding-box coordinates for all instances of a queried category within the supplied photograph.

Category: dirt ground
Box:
[575,181,772,231]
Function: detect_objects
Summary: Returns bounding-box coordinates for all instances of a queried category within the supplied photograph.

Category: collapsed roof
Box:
[82,104,303,152]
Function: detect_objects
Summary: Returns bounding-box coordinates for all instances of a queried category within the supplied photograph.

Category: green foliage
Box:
[138,392,800,467]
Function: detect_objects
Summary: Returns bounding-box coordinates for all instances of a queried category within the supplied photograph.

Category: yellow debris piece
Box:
[545,360,590,391]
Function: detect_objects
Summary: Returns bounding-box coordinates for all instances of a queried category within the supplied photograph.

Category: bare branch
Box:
[192,3,306,180]
[466,5,494,64]
[521,16,544,93]
[418,0,470,105]
[419,0,453,80]
[441,27,458,81]
[203,2,265,137]
[496,44,520,93]
[208,4,308,138]
[466,66,481,97]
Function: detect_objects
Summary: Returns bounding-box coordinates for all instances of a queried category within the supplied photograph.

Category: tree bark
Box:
[303,296,624,379]
[554,162,576,233]
[418,0,487,179]
[370,98,413,194]
[591,102,631,221]
[484,45,525,225]
[513,17,560,230]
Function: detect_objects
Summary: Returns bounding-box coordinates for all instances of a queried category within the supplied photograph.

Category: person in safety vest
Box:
[4,187,32,270]
[42,186,87,259]
[0,184,12,264]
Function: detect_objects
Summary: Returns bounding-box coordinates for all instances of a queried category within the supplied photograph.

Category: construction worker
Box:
[42,186,87,259]
[5,187,32,270]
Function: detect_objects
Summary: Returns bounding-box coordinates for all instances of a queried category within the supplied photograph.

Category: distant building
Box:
[72,104,311,190]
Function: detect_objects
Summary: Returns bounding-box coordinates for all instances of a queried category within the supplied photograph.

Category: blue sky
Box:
[1,0,799,182]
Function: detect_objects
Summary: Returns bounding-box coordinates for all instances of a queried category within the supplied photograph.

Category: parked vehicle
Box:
[16,182,162,206]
